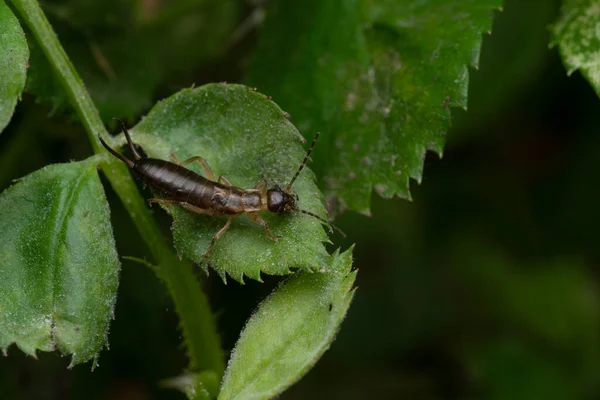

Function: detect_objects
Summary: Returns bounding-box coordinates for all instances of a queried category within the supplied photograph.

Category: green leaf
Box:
[218,248,356,400]
[0,160,121,366]
[26,0,238,121]
[0,0,28,133]
[247,0,502,214]
[551,0,600,97]
[129,84,330,282]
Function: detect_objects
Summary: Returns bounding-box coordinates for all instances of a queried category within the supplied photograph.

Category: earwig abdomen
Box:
[132,158,262,215]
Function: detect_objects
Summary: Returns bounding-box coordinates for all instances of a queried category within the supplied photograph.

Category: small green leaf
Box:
[130,83,330,282]
[218,248,356,400]
[0,0,28,133]
[248,0,502,214]
[552,0,600,97]
[0,160,121,366]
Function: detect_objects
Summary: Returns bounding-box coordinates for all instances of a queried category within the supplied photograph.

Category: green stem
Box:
[10,0,224,382]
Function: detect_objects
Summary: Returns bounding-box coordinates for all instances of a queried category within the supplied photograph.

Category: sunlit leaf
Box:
[218,248,356,400]
[0,160,120,366]
[248,0,502,214]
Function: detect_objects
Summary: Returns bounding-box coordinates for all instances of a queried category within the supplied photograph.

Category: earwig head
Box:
[267,187,298,213]
[269,131,347,237]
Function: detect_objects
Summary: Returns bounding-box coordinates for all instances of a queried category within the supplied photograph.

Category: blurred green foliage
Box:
[2,0,600,399]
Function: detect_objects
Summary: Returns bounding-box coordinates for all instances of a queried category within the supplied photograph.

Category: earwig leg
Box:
[179,202,216,216]
[248,213,281,241]
[169,153,217,180]
[147,198,180,215]
[182,156,216,181]
[203,217,233,263]
[148,198,216,217]
[148,198,180,206]
[169,153,181,164]
[254,179,267,191]
[218,176,232,187]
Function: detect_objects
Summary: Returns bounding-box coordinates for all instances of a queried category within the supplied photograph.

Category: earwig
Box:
[99,119,344,263]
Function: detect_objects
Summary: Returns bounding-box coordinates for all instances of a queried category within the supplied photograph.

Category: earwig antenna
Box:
[98,135,134,168]
[286,132,320,192]
[113,117,141,161]
[300,209,347,238]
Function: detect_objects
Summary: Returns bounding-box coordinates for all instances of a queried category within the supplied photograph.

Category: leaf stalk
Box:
[9,0,224,383]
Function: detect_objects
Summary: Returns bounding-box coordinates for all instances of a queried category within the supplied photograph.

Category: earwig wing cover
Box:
[132,83,331,282]
[0,161,120,366]
[0,1,28,133]
[218,249,356,400]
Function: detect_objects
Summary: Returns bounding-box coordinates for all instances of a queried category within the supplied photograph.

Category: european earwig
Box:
[99,120,344,263]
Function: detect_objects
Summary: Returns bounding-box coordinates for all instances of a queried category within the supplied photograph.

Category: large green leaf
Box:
[552,0,600,97]
[218,249,356,400]
[0,160,120,366]
[247,0,502,214]
[127,84,330,282]
[26,0,237,121]
[0,0,28,133]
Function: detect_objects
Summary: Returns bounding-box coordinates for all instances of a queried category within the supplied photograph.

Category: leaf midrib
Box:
[47,167,91,348]
[228,284,334,399]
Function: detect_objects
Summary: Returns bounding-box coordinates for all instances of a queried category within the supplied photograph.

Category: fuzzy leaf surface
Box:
[0,160,120,366]
[248,0,502,214]
[552,0,600,97]
[0,0,28,133]
[218,249,356,400]
[130,84,330,282]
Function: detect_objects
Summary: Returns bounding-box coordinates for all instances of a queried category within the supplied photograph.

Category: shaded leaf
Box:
[248,0,502,214]
[0,0,28,133]
[552,0,600,97]
[0,160,120,366]
[26,0,238,121]
[129,84,330,282]
[218,248,356,400]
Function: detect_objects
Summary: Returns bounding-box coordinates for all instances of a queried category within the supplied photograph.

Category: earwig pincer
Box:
[99,119,343,263]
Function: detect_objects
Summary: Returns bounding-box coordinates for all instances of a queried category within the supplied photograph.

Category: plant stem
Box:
[9,0,224,380]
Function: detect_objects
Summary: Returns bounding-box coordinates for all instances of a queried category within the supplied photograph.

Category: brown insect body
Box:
[132,158,264,215]
[99,120,341,263]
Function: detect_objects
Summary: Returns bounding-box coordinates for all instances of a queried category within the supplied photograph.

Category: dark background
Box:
[2,0,599,398]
